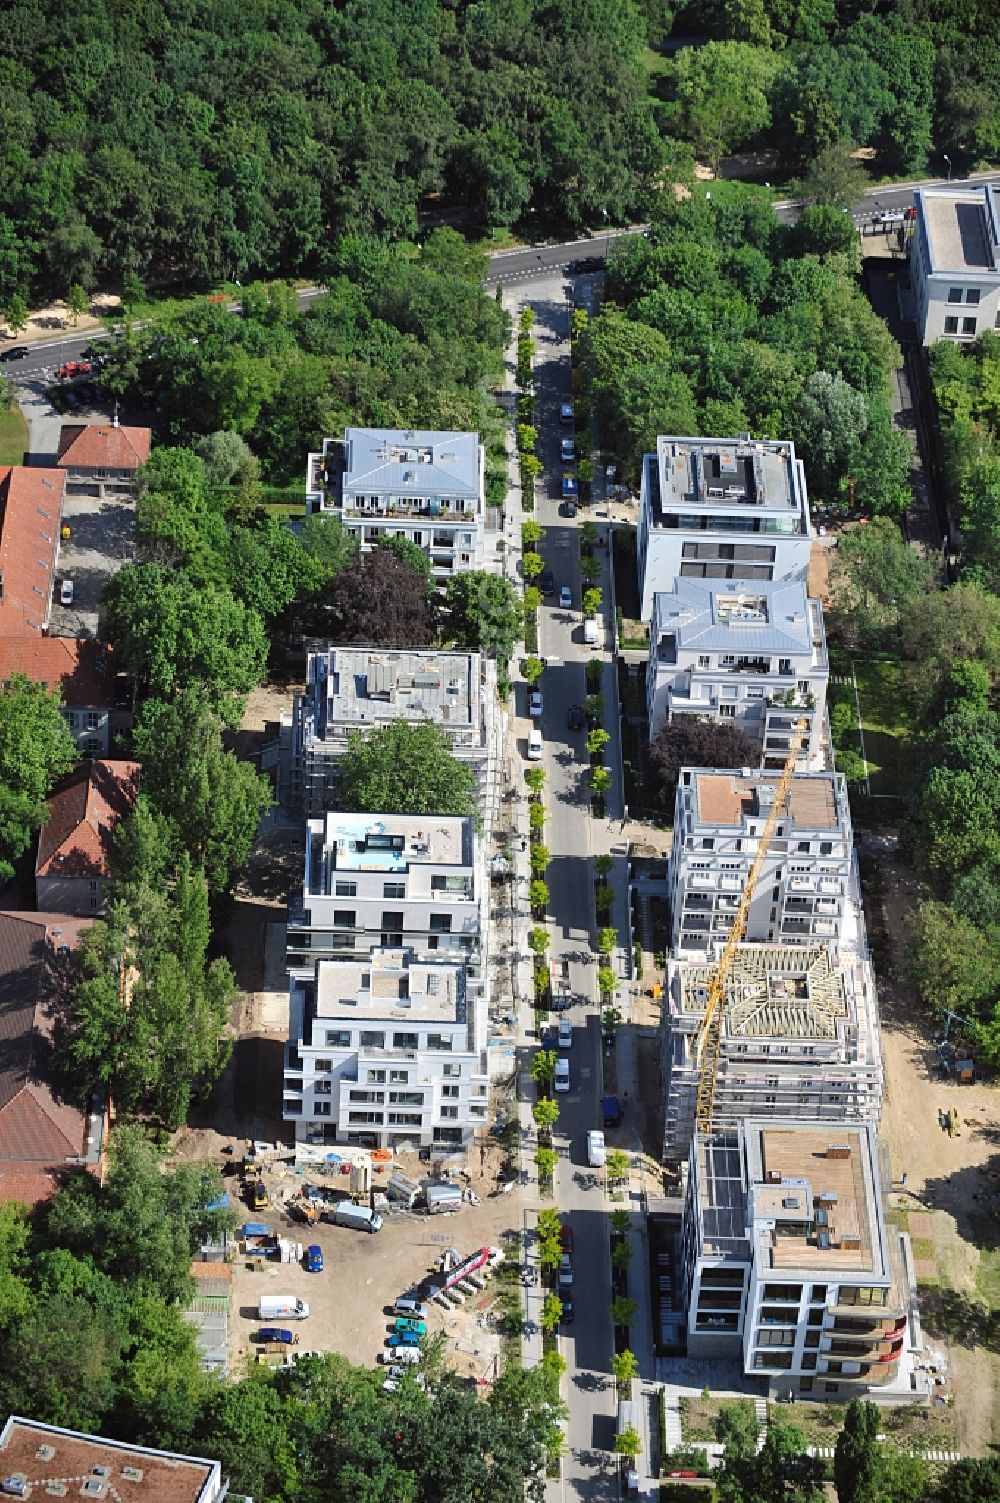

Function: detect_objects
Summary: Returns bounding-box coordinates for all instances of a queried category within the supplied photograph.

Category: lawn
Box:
[0,403,28,465]
[852,657,916,800]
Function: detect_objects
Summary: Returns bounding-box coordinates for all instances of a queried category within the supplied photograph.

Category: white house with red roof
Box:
[57,419,151,500]
[0,635,123,755]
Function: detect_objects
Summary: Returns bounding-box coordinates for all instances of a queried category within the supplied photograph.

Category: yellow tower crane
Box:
[692,720,809,1136]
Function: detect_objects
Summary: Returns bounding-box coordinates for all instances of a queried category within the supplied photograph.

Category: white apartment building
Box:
[909,182,1000,345]
[304,427,491,577]
[660,944,882,1164]
[637,436,812,618]
[667,768,861,957]
[680,1120,918,1401]
[283,948,489,1149]
[646,579,828,769]
[281,645,500,821]
[286,810,487,979]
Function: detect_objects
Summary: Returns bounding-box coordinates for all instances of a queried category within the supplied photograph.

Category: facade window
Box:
[698,655,710,668]
[966,289,981,304]
[324,1031,350,1048]
[85,711,100,730]
[426,1033,453,1051]
[382,910,404,930]
[799,1378,814,1392]
[313,1102,332,1117]
[368,1070,386,1083]
[429,913,452,933]
[944,316,959,334]
[963,317,977,335]
[389,1069,409,1083]
[315,1057,334,1072]
[801,1353,818,1368]
[393,1032,418,1050]
[441,1084,460,1098]
[335,881,357,897]
[947,287,963,303]
[443,1063,462,1078]
[804,1330,821,1346]
[719,704,736,718]
[359,1031,384,1049]
[314,1080,332,1095]
[383,882,405,899]
[439,1106,459,1119]
[388,1091,423,1105]
[333,910,356,928]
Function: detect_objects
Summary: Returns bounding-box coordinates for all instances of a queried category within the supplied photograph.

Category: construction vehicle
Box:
[691,721,809,1135]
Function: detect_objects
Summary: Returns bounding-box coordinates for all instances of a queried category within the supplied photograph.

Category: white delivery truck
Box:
[328,1201,383,1234]
[258,1294,310,1321]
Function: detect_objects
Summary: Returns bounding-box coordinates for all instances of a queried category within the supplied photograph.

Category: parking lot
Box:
[228,1150,525,1382]
[51,488,134,639]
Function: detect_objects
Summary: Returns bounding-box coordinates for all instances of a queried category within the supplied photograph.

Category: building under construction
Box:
[660,944,882,1164]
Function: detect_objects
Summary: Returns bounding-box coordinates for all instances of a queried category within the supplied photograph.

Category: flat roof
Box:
[0,1417,222,1503]
[311,646,480,732]
[919,185,1000,273]
[342,427,480,501]
[675,945,850,1039]
[747,1123,880,1274]
[693,1134,751,1259]
[315,811,469,871]
[656,435,806,515]
[692,771,842,832]
[315,949,465,1023]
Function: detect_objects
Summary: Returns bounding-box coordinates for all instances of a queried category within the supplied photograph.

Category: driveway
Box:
[50,488,135,639]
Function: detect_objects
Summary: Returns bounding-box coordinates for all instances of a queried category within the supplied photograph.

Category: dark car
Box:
[0,346,29,362]
[559,1223,573,1254]
[568,256,604,274]
[566,705,586,731]
[304,1244,324,1273]
[256,1327,295,1344]
[560,1297,575,1325]
[560,500,578,518]
[539,567,554,594]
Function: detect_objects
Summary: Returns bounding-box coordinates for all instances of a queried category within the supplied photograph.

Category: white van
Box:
[259,1294,310,1321]
[587,1129,606,1167]
[557,1018,572,1050]
[327,1201,383,1234]
[394,1297,429,1321]
[583,613,603,646]
[527,728,543,760]
[554,1057,570,1093]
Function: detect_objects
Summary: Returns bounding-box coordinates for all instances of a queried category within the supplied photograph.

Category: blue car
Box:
[561,475,579,498]
[386,1331,421,1349]
[305,1244,324,1273]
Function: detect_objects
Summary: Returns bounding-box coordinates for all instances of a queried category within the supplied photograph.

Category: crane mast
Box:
[692,721,809,1136]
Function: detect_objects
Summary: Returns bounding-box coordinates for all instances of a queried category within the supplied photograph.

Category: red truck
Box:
[56,361,92,380]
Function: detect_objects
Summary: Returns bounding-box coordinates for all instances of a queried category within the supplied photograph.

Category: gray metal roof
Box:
[652,578,815,656]
[342,428,480,501]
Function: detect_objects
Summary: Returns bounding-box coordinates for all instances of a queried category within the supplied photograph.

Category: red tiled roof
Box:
[57,422,151,471]
[0,912,95,1208]
[36,759,140,880]
[0,466,65,634]
[0,634,115,706]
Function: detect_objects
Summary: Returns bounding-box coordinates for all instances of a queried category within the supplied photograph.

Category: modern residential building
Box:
[660,943,882,1164]
[646,578,828,768]
[56,420,151,499]
[284,948,490,1149]
[0,466,66,634]
[286,810,487,977]
[637,436,812,617]
[305,427,491,577]
[35,759,140,915]
[0,912,105,1208]
[0,1416,228,1502]
[909,183,1000,345]
[667,769,860,957]
[0,636,126,755]
[679,1120,918,1400]
[282,645,500,821]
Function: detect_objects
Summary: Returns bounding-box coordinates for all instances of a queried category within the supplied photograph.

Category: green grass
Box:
[911,1237,935,1260]
[852,657,915,800]
[0,403,28,465]
[642,46,672,77]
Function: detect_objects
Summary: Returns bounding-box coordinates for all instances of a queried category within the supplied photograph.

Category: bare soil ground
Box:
[871,848,1000,1453]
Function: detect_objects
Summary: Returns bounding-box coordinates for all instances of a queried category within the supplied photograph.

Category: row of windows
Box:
[316,1031,458,1052]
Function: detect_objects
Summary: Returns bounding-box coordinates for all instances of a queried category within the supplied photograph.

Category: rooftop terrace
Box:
[692,771,843,832]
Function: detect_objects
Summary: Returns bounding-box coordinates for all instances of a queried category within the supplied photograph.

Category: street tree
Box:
[606,1150,630,1186]
[590,766,612,799]
[596,926,617,955]
[444,572,523,662]
[530,1049,557,1093]
[595,853,613,879]
[610,1296,637,1328]
[132,688,273,893]
[338,720,477,821]
[522,656,544,685]
[329,547,435,648]
[532,1097,559,1134]
[0,673,78,881]
[4,294,28,335]
[648,716,755,815]
[580,555,601,584]
[522,551,543,580]
[611,1239,632,1274]
[587,728,611,759]
[597,965,617,997]
[534,1146,557,1186]
[530,843,550,876]
[540,1293,564,1335]
[528,926,550,956]
[525,765,545,794]
[611,1350,639,1391]
[522,519,542,547]
[66,283,89,325]
[529,879,549,913]
[582,586,602,617]
[614,1424,641,1463]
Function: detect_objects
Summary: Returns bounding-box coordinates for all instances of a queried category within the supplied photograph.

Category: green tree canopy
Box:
[0,673,79,881]
[444,572,523,662]
[338,721,478,821]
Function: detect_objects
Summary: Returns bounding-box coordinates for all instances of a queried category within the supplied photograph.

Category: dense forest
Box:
[0,0,662,303]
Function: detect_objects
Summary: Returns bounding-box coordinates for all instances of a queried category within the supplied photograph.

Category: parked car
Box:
[558,1254,573,1287]
[554,1057,570,1093]
[560,1296,575,1325]
[559,1223,574,1254]
[0,346,29,362]
[527,727,543,760]
[256,1327,296,1345]
[559,585,572,609]
[566,704,586,731]
[587,1129,606,1167]
[539,566,554,593]
[394,1298,429,1321]
[59,579,74,607]
[386,1331,421,1349]
[561,475,578,498]
[393,1317,428,1336]
[529,689,543,719]
[560,499,578,517]
[304,1244,324,1273]
[561,438,576,462]
[568,256,604,274]
[559,401,574,424]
